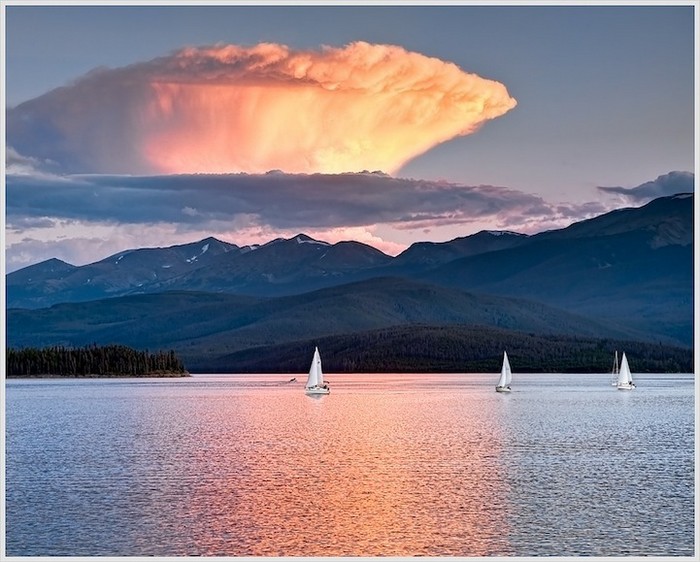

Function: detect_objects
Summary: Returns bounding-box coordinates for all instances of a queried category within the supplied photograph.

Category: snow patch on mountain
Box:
[186,243,210,263]
[295,235,330,246]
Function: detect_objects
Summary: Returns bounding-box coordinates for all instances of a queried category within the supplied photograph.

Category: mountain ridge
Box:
[6,193,693,350]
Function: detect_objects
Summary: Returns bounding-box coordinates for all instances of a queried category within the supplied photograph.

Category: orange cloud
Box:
[9,42,517,175]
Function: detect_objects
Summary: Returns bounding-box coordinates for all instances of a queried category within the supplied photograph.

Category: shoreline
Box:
[5,372,191,379]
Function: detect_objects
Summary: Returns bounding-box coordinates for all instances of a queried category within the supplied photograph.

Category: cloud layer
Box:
[597,171,694,202]
[6,171,588,231]
[11,166,691,272]
[6,169,613,271]
[7,42,517,175]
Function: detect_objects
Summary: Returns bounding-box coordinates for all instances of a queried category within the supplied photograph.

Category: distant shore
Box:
[6,345,189,379]
[6,372,191,379]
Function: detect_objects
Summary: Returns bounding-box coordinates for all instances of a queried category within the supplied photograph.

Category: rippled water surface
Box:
[5,373,695,557]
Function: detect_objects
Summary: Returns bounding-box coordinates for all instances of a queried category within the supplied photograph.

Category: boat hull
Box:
[495,386,511,393]
[616,384,635,390]
[305,387,330,395]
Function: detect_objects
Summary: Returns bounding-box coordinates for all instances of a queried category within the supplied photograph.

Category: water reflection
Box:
[5,373,694,557]
[164,380,516,556]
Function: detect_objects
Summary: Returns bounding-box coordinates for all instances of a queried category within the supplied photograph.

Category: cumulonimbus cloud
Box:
[7,42,517,175]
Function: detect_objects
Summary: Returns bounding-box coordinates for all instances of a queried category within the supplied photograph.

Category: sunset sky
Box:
[3,2,696,272]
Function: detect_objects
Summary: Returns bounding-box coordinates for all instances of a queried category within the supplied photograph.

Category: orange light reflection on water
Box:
[174,382,514,557]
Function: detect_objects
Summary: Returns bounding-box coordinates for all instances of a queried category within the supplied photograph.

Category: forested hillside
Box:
[197,325,692,374]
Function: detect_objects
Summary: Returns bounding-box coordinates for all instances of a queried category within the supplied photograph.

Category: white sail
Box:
[305,347,330,395]
[611,350,620,385]
[316,351,324,386]
[306,347,321,389]
[497,351,512,388]
[617,352,634,387]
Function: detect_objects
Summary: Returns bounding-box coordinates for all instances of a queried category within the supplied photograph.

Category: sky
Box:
[2,1,697,272]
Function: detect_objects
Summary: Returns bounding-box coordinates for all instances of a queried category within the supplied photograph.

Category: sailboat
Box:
[305,347,330,395]
[495,351,512,393]
[610,350,620,386]
[616,352,636,390]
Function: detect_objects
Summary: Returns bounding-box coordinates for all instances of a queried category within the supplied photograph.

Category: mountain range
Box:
[6,193,693,371]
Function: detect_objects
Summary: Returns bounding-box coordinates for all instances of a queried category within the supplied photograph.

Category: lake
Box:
[4,372,695,558]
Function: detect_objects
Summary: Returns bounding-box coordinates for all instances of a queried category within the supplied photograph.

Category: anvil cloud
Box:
[7,42,517,175]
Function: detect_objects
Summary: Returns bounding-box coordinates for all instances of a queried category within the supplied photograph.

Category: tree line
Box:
[6,344,188,377]
[199,324,693,374]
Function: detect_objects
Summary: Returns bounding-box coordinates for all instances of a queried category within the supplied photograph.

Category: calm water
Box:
[5,373,695,558]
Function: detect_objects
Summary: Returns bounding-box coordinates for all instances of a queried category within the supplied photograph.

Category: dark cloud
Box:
[9,169,669,272]
[597,171,694,202]
[6,171,558,231]
[6,217,59,230]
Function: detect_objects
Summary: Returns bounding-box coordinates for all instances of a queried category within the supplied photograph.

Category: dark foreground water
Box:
[5,373,695,558]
